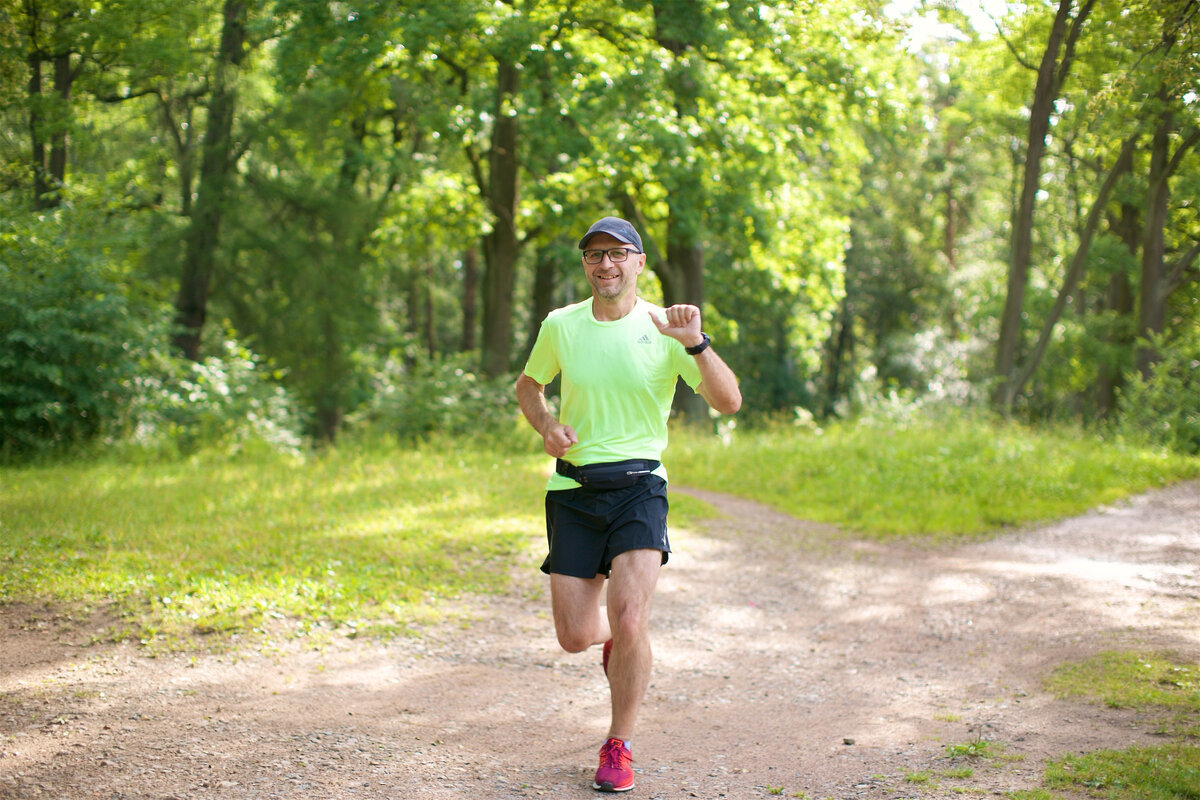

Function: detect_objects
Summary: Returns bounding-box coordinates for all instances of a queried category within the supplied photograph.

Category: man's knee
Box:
[556,627,594,653]
[607,598,650,642]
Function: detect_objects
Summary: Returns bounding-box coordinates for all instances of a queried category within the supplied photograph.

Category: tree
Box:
[14,0,99,208]
[993,0,1097,411]
[171,0,256,361]
[1135,90,1200,377]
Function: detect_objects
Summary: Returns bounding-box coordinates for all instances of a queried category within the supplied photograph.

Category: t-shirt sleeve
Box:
[523,316,560,385]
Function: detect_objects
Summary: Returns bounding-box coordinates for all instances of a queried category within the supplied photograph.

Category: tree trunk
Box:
[821,301,854,418]
[942,138,960,336]
[1135,100,1172,379]
[1096,201,1138,418]
[522,244,557,365]
[171,0,248,361]
[27,50,51,208]
[424,264,436,360]
[461,246,478,352]
[479,58,520,378]
[48,52,70,190]
[994,0,1095,409]
[651,0,709,421]
[1005,134,1138,404]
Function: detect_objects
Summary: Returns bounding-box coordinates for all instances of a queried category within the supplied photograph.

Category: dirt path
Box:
[3,481,1198,800]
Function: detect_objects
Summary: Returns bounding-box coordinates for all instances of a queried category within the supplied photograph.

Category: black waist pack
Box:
[556,458,660,490]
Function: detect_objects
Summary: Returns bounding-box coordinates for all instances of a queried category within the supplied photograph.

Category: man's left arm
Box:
[651,304,742,416]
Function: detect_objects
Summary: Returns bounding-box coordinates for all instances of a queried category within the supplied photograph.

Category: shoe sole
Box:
[592,780,634,792]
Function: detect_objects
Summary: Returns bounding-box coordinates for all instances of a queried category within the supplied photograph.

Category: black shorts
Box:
[541,476,670,578]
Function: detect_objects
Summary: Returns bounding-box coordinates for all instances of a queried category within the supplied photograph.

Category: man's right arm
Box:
[514,373,579,458]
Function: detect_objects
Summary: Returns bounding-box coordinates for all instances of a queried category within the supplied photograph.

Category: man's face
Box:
[582,233,645,302]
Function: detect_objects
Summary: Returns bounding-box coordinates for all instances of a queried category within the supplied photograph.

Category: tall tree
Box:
[19,0,93,208]
[993,0,1096,410]
[172,0,254,361]
[1135,98,1200,377]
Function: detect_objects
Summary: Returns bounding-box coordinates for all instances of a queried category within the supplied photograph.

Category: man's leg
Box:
[603,548,661,741]
[550,571,610,653]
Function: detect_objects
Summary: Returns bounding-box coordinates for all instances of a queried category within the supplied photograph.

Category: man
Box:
[515,216,741,793]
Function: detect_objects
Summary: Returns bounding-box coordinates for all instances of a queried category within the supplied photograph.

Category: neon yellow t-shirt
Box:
[523,297,703,491]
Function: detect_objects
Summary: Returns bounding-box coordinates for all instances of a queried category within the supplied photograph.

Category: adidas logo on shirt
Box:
[637,334,652,345]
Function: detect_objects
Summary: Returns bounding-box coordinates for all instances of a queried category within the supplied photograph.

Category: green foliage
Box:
[667,411,1199,539]
[115,335,306,457]
[0,441,544,645]
[0,213,146,455]
[1,0,1195,447]
[350,350,523,445]
[1119,333,1200,454]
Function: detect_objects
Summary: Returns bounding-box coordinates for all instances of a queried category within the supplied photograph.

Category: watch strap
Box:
[685,332,711,356]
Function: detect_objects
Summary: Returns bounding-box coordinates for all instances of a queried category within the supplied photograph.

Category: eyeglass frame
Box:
[581,247,641,265]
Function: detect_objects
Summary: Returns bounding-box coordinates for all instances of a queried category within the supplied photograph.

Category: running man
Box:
[515,216,741,792]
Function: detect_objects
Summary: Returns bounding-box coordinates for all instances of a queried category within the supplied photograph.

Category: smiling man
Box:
[515,216,741,793]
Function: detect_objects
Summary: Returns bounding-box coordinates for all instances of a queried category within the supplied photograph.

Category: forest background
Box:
[0,0,1198,458]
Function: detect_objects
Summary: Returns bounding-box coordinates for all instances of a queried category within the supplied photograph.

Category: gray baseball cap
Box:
[578,217,643,252]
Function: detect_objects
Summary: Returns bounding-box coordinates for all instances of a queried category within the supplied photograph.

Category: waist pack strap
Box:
[555,458,661,486]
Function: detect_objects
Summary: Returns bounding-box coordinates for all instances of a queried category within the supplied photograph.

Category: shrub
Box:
[0,215,145,456]
[115,335,306,456]
[1119,333,1200,455]
[350,350,521,444]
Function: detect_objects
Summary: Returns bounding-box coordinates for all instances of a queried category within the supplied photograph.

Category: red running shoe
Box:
[593,737,634,792]
[602,639,613,677]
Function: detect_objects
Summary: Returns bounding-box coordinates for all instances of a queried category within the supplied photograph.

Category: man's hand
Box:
[515,373,579,458]
[543,422,579,459]
[650,304,704,349]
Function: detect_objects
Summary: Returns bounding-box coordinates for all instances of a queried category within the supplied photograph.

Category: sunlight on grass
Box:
[0,441,548,646]
[1046,651,1200,730]
[1031,745,1200,800]
[2,417,1196,647]
[667,414,1199,540]
[1009,651,1200,799]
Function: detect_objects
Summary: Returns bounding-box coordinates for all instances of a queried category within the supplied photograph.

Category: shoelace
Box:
[600,739,630,769]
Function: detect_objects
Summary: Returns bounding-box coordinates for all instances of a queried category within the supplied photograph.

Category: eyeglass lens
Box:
[583,248,631,264]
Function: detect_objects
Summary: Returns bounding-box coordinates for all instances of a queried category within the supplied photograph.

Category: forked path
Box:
[2,481,1198,799]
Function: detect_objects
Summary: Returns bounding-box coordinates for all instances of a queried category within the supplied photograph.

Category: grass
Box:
[1009,651,1200,800]
[1046,651,1200,737]
[668,414,1199,540]
[1040,745,1200,799]
[0,438,548,646]
[1,415,1195,647]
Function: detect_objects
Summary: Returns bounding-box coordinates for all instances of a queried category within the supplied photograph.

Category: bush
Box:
[350,350,521,444]
[1119,333,1200,455]
[0,215,145,456]
[115,335,307,456]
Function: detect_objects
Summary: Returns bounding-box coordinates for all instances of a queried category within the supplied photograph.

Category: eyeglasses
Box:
[582,247,638,264]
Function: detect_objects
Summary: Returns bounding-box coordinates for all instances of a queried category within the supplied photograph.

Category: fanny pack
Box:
[555,458,660,490]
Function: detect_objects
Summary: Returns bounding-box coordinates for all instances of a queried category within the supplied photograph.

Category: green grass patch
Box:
[1046,651,1200,736]
[1047,652,1200,710]
[1012,652,1200,799]
[1036,744,1200,800]
[945,739,1003,759]
[667,414,1198,540]
[0,439,547,646]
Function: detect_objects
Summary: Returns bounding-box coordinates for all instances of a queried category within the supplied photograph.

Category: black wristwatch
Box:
[685,332,711,356]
